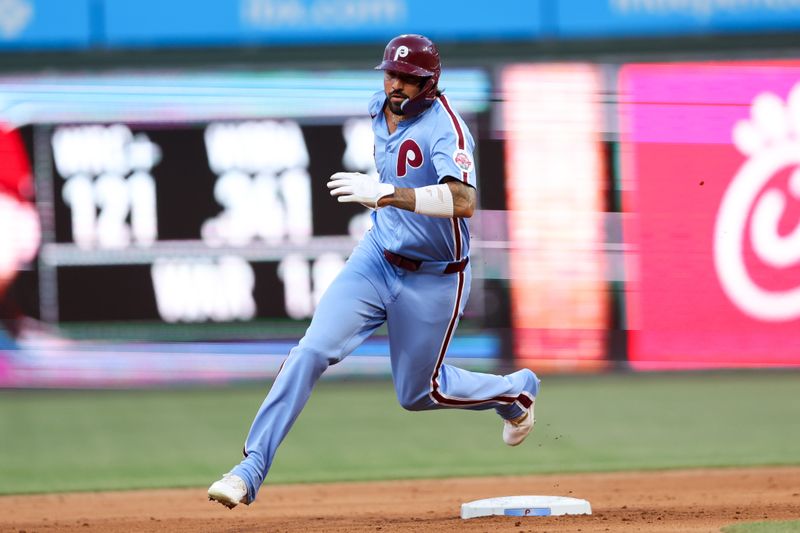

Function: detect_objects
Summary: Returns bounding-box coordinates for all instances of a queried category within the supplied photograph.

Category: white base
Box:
[461,495,592,519]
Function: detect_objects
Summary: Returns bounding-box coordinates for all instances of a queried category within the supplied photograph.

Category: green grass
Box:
[0,371,798,494]
[722,520,800,532]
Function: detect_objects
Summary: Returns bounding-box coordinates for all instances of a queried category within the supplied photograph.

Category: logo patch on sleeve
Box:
[453,149,474,173]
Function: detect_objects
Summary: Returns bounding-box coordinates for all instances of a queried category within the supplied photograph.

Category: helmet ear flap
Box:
[399,76,438,117]
[419,76,438,100]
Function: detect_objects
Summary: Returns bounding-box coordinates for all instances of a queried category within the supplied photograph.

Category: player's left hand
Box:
[327,172,395,209]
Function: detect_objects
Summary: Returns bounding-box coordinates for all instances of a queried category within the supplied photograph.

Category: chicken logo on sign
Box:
[714,83,800,321]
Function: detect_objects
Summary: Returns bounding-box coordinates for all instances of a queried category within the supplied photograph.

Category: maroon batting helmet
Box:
[375,34,441,116]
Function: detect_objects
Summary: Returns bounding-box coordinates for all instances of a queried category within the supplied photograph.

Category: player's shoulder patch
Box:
[452,148,474,173]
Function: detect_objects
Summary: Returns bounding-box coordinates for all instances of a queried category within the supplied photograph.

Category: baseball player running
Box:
[208,34,540,509]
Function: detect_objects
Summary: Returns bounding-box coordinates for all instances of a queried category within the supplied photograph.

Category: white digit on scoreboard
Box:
[94,173,131,249]
[61,173,96,249]
[128,171,158,247]
[252,171,287,245]
[278,167,312,244]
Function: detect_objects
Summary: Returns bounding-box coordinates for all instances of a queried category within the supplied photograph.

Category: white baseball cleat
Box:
[502,400,535,446]
[208,473,249,509]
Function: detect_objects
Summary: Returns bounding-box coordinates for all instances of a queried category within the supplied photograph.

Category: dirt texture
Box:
[1,467,799,532]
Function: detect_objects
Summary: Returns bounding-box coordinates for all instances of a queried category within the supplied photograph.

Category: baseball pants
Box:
[230,237,539,502]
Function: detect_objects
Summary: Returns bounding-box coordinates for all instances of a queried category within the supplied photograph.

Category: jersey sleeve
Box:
[367,91,385,118]
[430,104,477,188]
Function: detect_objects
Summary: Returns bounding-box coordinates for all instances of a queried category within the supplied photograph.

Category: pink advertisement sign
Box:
[621,61,800,369]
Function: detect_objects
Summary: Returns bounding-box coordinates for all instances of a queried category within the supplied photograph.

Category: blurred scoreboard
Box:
[37,119,372,324]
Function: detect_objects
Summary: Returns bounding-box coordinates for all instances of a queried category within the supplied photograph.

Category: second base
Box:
[461,495,592,519]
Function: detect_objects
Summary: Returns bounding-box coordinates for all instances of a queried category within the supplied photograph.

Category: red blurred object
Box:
[0,125,33,202]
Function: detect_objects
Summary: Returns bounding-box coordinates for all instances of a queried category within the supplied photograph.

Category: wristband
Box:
[414,184,454,218]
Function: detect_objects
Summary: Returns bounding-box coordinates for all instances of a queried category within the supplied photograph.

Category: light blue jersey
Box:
[368,91,476,262]
[225,93,539,505]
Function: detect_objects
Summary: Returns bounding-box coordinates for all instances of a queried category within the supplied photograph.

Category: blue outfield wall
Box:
[4,0,800,51]
[102,0,544,47]
[555,0,800,38]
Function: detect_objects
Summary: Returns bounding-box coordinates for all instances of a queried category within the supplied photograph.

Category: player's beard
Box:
[387,91,408,115]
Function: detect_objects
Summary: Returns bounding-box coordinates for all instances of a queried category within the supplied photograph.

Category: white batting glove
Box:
[327,172,395,209]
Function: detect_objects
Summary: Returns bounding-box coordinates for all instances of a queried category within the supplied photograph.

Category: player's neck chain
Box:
[387,111,406,125]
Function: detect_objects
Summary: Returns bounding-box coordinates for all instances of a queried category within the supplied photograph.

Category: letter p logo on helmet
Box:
[394,45,409,61]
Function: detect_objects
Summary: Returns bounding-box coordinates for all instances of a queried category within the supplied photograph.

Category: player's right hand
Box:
[327,172,395,209]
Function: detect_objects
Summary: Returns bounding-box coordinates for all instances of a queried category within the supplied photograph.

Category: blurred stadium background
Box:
[1,0,800,495]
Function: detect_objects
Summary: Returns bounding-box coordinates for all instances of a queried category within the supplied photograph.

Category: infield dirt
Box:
[1,466,798,532]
